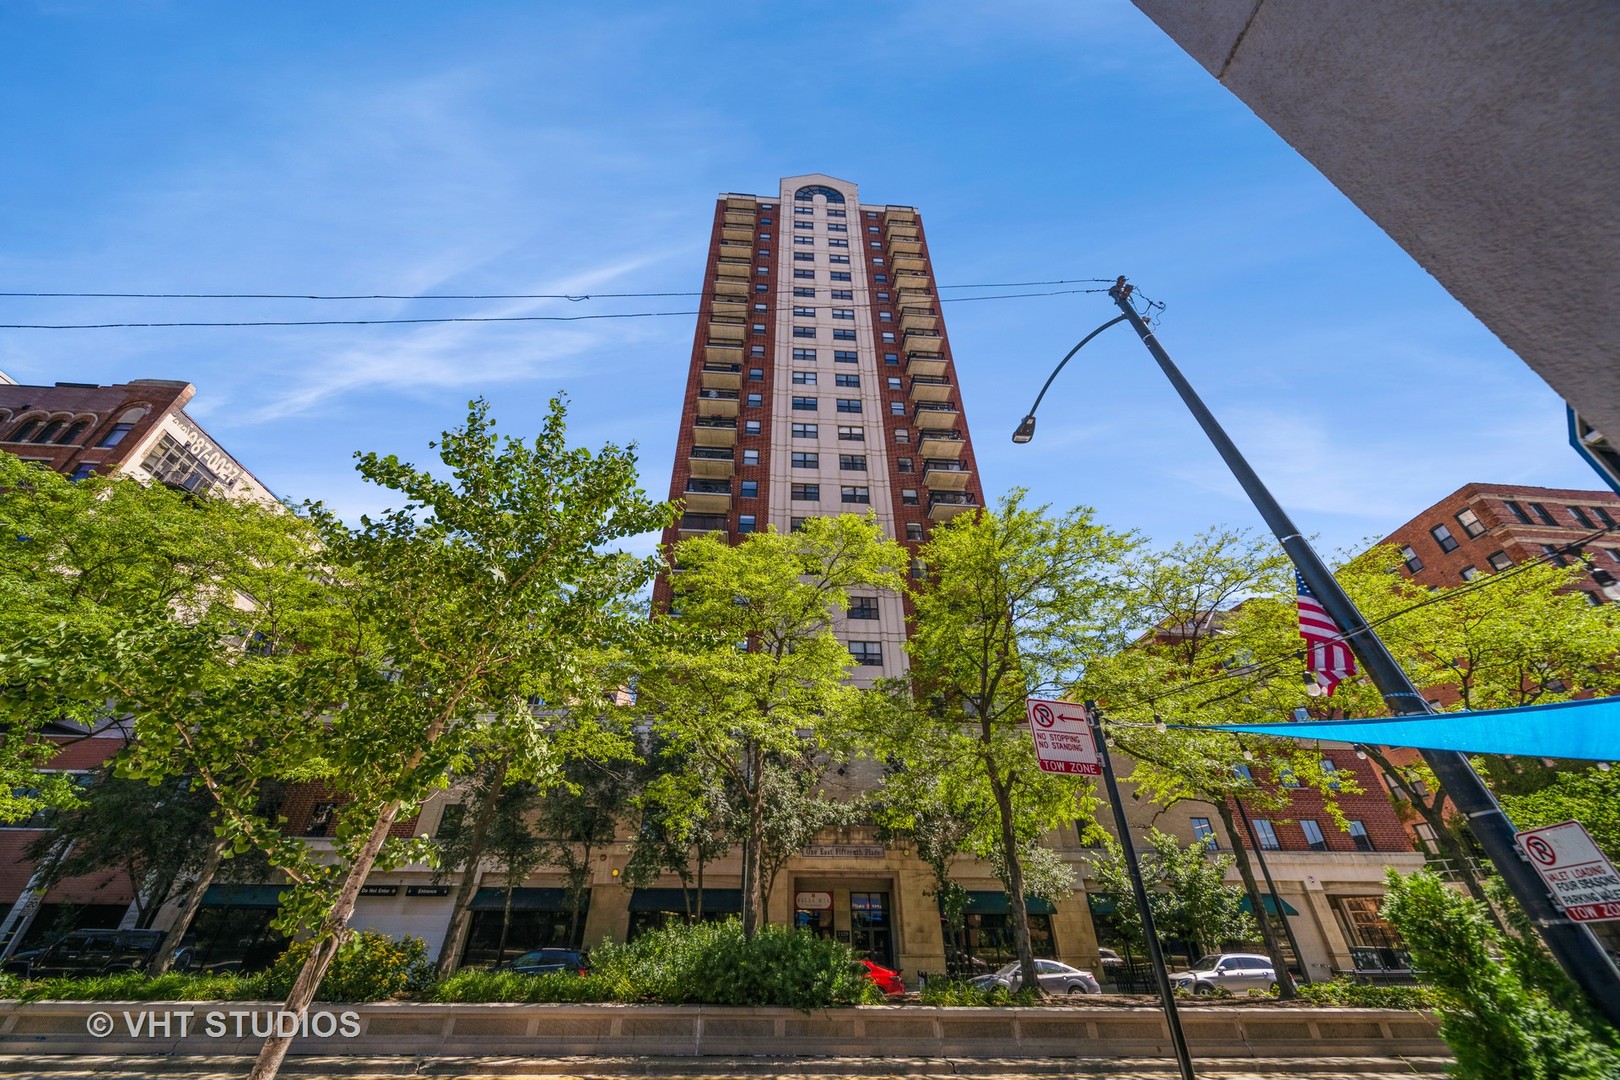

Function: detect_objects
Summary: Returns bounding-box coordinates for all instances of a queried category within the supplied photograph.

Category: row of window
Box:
[790,348,859,363]
[790,453,867,470]
[791,327,861,340]
[790,484,870,503]
[1500,498,1617,530]
[793,307,857,319]
[791,372,862,386]
[1190,815,1374,852]
[791,397,864,413]
[6,416,135,448]
[786,514,926,543]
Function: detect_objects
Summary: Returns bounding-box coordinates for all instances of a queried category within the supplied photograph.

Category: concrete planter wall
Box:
[0,1000,1445,1060]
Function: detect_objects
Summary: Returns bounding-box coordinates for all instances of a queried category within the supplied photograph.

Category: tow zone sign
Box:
[1025,699,1102,777]
[1516,820,1620,923]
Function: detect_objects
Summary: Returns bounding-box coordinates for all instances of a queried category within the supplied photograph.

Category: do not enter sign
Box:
[1025,699,1102,776]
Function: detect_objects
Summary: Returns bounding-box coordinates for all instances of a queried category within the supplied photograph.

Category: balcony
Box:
[922,458,972,491]
[896,284,932,307]
[718,240,753,262]
[913,402,960,431]
[700,362,742,390]
[886,233,922,257]
[678,512,730,537]
[725,196,756,212]
[889,250,926,273]
[905,351,948,378]
[903,328,943,351]
[886,208,917,227]
[898,306,938,334]
[716,257,751,280]
[885,217,919,240]
[714,277,748,299]
[928,491,979,521]
[709,316,746,343]
[711,295,748,318]
[683,479,733,514]
[693,416,738,448]
[696,388,741,418]
[917,428,965,459]
[892,270,931,292]
[704,341,743,365]
[689,446,735,479]
[908,375,953,403]
[722,221,754,242]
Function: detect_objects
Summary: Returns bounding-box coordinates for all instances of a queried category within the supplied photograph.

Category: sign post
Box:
[1517,821,1620,923]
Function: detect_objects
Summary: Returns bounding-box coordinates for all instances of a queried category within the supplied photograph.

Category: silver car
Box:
[1168,952,1280,994]
[971,959,1101,995]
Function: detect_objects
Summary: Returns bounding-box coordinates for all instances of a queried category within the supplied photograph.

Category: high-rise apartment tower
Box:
[655,174,986,680]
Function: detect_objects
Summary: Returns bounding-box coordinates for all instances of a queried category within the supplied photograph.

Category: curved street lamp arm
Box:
[1014,314,1130,438]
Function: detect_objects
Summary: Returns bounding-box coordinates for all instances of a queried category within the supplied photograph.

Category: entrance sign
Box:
[794,891,832,911]
[1516,820,1620,923]
[1025,698,1102,776]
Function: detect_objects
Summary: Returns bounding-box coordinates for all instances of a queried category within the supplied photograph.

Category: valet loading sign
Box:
[1025,699,1102,777]
[1516,820,1620,923]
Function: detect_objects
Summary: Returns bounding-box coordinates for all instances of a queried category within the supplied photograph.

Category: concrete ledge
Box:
[0,1001,1447,1060]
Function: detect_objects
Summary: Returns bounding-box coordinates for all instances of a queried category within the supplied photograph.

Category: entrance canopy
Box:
[469,887,570,912]
[1194,696,1620,761]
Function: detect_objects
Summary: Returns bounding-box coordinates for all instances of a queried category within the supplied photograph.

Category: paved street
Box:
[0,1056,1451,1079]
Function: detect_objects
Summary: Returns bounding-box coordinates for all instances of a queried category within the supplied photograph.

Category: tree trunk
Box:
[990,774,1040,996]
[1214,802,1295,999]
[435,757,507,977]
[150,832,227,975]
[739,742,763,939]
[694,855,705,919]
[246,802,399,1080]
[496,882,515,966]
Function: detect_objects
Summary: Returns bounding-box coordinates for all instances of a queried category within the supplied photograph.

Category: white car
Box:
[970,959,1101,995]
[1168,952,1282,994]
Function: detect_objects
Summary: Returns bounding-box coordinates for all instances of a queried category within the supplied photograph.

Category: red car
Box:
[855,958,905,995]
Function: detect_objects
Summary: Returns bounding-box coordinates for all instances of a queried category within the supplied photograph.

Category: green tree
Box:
[623,740,739,920]
[1086,827,1256,963]
[632,514,905,938]
[534,751,636,945]
[871,492,1127,994]
[1498,767,1620,864]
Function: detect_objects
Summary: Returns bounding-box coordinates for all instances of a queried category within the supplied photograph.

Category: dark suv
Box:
[4,929,182,978]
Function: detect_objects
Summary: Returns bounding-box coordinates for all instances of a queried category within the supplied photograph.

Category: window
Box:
[831,289,853,300]
[878,311,892,322]
[893,428,910,443]
[841,486,870,504]
[848,596,879,620]
[742,449,759,466]
[871,256,885,265]
[1488,550,1513,571]
[896,457,913,472]
[792,347,817,362]
[32,419,65,444]
[1190,818,1218,849]
[791,452,819,468]
[867,224,879,232]
[306,802,337,838]
[832,308,854,320]
[848,640,883,666]
[1568,505,1596,529]
[1594,506,1617,528]
[880,331,896,343]
[1251,819,1280,850]
[792,423,818,438]
[833,350,858,363]
[792,396,817,411]
[748,368,764,381]
[836,425,863,441]
[1300,820,1329,851]
[793,269,816,279]
[794,205,813,216]
[58,420,89,444]
[744,420,761,435]
[96,423,135,448]
[827,222,847,232]
[832,328,857,341]
[873,273,887,283]
[790,517,811,532]
[1231,763,1254,782]
[876,291,890,301]
[1541,543,1569,567]
[1430,524,1459,552]
[830,271,852,282]
[793,287,815,297]
[910,557,926,580]
[793,306,815,317]
[883,352,899,366]
[1347,820,1374,852]
[900,488,918,506]
[870,241,882,249]
[1280,767,1301,789]
[836,398,862,413]
[829,254,850,264]
[750,344,765,356]
[794,221,814,230]
[793,326,816,338]
[1321,758,1341,791]
[745,392,762,407]
[69,462,97,481]
[835,373,860,387]
[1454,508,1485,538]
[1529,502,1558,525]
[1503,499,1532,524]
[791,483,820,501]
[905,523,924,541]
[828,238,849,248]
[839,454,866,471]
[1460,565,1480,581]
[827,208,844,217]
[885,376,901,390]
[793,252,814,262]
[436,803,466,840]
[738,514,756,534]
[1399,545,1423,572]
[889,401,906,416]
[740,480,758,498]
[792,371,817,385]
[755,283,768,292]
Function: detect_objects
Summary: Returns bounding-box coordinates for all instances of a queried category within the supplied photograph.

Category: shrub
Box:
[1292,978,1440,1011]
[429,969,614,1004]
[1380,869,1620,1080]
[918,978,1038,1007]
[15,971,271,1003]
[266,931,434,1003]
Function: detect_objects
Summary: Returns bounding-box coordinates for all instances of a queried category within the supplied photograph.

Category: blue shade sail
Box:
[1195,696,1620,761]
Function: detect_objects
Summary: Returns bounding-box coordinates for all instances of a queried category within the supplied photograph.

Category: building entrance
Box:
[792,881,896,970]
[850,891,893,968]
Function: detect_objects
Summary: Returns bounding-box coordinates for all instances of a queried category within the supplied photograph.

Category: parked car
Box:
[854,958,905,995]
[1097,947,1125,971]
[503,948,587,976]
[1168,952,1282,994]
[970,959,1101,995]
[3,928,182,978]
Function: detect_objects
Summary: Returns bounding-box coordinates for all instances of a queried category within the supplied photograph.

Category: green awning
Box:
[201,884,287,909]
[628,888,742,913]
[940,891,1056,917]
[470,887,574,912]
[1239,894,1300,917]
[1087,893,1117,916]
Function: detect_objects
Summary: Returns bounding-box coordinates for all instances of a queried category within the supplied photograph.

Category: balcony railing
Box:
[922,458,971,490]
[928,491,979,520]
[678,513,729,534]
[904,351,948,377]
[691,447,734,461]
[909,375,953,403]
[917,428,965,458]
[685,479,732,495]
[689,446,735,478]
[913,402,961,428]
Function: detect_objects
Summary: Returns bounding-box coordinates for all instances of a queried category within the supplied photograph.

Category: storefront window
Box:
[1334,895,1411,971]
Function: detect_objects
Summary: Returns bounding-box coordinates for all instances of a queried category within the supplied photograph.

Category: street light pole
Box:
[1014,278,1620,1028]
[1232,794,1309,984]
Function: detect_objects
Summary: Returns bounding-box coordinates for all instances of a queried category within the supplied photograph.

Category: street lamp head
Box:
[1012,414,1037,444]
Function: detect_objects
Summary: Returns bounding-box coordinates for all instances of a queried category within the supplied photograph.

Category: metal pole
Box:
[1106,279,1620,1029]
[1087,702,1197,1080]
[1233,795,1308,984]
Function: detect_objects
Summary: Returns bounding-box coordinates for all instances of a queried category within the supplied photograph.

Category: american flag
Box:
[1298,572,1356,695]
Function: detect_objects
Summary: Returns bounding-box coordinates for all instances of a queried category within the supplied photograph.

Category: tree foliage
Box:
[1085,827,1256,960]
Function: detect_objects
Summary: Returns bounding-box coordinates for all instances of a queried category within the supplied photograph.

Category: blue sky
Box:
[0,1,1597,559]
